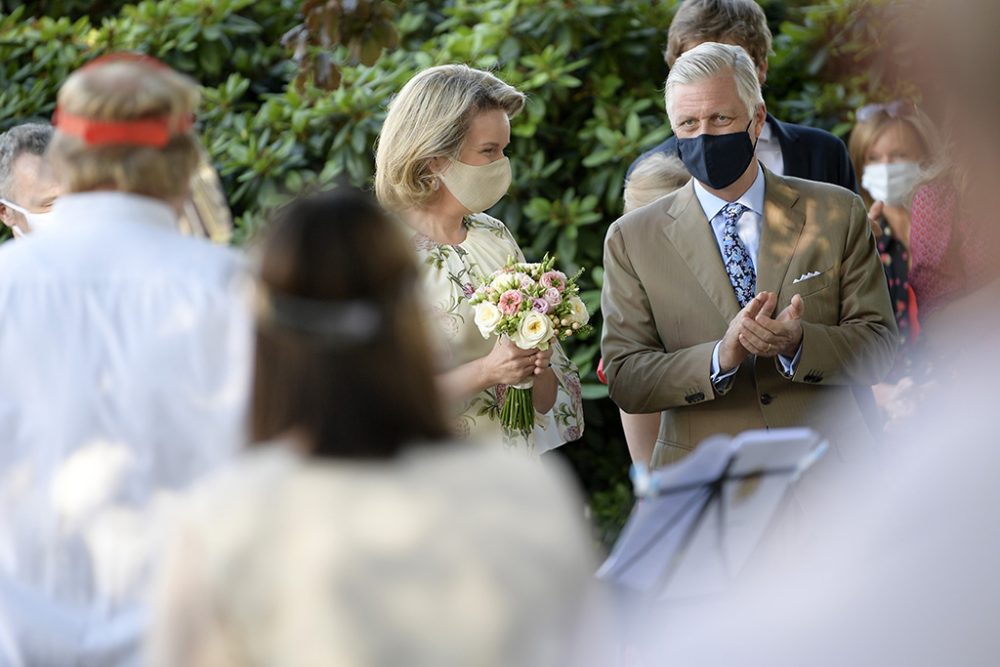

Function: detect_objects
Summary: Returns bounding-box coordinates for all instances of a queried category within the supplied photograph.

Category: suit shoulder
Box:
[780,120,849,152]
[777,172,861,204]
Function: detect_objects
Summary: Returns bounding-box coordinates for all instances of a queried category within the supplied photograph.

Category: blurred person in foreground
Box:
[148,188,604,667]
[601,152,692,465]
[601,43,897,480]
[0,54,252,665]
[848,101,939,421]
[908,149,1000,341]
[0,123,61,238]
[629,0,857,193]
[375,64,583,454]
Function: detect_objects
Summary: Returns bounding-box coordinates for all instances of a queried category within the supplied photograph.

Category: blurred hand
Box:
[875,377,918,425]
[868,200,884,238]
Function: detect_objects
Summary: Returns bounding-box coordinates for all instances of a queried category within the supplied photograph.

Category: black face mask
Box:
[675,119,757,190]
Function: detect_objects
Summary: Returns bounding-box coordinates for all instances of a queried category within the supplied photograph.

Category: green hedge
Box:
[0,0,902,546]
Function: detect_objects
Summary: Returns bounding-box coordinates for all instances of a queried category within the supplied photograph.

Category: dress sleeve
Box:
[532,339,586,453]
[411,235,469,371]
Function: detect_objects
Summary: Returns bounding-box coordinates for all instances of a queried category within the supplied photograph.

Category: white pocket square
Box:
[792,271,822,284]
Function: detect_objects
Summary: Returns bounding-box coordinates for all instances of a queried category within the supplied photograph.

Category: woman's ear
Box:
[427,156,448,176]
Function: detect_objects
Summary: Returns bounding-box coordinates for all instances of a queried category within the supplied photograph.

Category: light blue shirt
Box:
[693,160,766,273]
[692,163,800,390]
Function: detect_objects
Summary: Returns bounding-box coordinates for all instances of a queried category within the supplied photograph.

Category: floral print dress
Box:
[409,213,584,454]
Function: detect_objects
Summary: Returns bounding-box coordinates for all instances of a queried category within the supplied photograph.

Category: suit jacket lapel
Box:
[663,183,741,322]
[757,168,806,295]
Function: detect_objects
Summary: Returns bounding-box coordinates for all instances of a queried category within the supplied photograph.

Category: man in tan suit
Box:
[602,42,897,470]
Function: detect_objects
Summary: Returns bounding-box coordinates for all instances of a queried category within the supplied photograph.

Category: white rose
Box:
[473,302,502,338]
[512,310,554,350]
[567,295,589,325]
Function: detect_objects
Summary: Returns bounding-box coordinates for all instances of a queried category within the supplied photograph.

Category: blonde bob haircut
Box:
[48,58,201,201]
[848,104,939,208]
[375,64,525,212]
[665,42,764,126]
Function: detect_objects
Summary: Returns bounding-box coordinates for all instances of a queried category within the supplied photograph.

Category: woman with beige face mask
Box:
[375,65,584,454]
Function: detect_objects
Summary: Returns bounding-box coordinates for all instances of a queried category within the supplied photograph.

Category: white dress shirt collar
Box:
[692,161,767,223]
[758,119,773,143]
[51,191,178,233]
[754,119,785,176]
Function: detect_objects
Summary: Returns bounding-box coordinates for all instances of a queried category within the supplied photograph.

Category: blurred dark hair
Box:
[251,186,449,459]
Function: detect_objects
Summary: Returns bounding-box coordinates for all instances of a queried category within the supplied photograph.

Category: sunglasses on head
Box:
[856,101,918,123]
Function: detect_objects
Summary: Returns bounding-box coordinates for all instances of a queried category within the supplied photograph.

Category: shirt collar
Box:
[51,191,178,232]
[758,119,774,143]
[692,161,767,222]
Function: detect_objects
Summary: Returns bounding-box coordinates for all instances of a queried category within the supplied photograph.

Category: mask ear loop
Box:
[0,200,29,239]
[0,198,28,216]
[747,106,763,152]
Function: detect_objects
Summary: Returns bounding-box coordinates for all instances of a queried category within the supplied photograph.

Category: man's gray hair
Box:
[0,123,53,200]
[665,42,764,124]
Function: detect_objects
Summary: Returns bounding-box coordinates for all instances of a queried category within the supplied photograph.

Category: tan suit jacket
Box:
[601,168,898,468]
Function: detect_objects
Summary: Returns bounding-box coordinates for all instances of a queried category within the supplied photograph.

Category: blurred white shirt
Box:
[0,192,252,666]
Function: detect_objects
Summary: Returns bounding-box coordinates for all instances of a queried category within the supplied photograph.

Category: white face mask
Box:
[862,162,923,207]
[0,198,57,236]
[439,157,512,214]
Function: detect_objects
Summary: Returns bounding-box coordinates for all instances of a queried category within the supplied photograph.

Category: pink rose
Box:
[540,270,568,292]
[498,290,523,315]
[531,298,550,314]
[543,287,562,306]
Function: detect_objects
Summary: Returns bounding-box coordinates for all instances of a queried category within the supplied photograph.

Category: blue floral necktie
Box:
[718,202,755,307]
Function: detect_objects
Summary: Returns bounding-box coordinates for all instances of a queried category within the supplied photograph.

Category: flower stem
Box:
[501,386,534,435]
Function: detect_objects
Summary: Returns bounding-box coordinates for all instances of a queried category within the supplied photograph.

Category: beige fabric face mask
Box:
[439,157,512,214]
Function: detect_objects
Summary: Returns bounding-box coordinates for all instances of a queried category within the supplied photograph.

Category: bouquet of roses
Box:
[468,254,592,435]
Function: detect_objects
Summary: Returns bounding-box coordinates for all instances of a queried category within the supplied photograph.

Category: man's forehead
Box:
[11,152,44,180]
[11,153,59,204]
[671,76,742,112]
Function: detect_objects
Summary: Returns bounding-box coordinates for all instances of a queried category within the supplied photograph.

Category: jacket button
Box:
[760,393,773,405]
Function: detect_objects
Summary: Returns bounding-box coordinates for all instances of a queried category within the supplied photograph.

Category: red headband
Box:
[52,110,193,148]
[51,52,194,148]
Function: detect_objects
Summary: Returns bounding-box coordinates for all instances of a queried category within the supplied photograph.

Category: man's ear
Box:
[0,203,13,229]
[754,103,768,136]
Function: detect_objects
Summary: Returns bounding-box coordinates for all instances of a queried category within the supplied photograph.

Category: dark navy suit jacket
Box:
[627,113,858,193]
